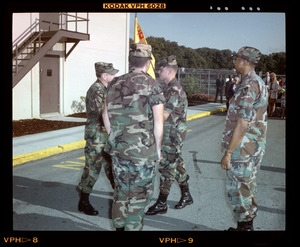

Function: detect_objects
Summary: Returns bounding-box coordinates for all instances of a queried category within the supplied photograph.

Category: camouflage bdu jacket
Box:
[221,71,268,159]
[85,79,107,146]
[163,78,188,142]
[104,69,165,163]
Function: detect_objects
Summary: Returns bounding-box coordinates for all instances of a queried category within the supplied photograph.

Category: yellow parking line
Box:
[52,164,83,170]
[65,161,85,165]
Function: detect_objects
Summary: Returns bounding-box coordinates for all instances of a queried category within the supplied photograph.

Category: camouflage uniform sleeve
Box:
[165,87,185,120]
[149,81,165,107]
[92,88,106,114]
[235,85,257,122]
[171,96,185,120]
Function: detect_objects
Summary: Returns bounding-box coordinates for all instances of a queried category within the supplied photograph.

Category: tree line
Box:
[130,37,286,74]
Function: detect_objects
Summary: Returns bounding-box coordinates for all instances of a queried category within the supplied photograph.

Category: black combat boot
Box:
[78,191,99,216]
[226,220,254,231]
[175,184,193,209]
[116,227,125,231]
[145,193,168,216]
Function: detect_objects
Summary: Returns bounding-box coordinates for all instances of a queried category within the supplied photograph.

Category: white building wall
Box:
[63,13,129,115]
[13,13,40,120]
[12,13,130,120]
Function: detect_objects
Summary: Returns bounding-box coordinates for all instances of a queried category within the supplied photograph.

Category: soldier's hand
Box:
[221,153,231,170]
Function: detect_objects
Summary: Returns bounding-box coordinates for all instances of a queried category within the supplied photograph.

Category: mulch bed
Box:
[13,119,86,137]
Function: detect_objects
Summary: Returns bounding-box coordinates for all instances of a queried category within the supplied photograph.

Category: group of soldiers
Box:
[77,43,192,231]
[76,44,268,232]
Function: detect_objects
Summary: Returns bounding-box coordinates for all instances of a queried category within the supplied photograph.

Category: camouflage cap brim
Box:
[95,62,119,75]
[106,68,119,75]
[158,55,177,69]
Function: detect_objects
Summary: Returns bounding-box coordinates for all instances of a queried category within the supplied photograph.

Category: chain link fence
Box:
[177,68,286,97]
[177,68,237,97]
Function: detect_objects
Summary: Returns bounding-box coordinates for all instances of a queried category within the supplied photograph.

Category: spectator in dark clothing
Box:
[214,74,225,103]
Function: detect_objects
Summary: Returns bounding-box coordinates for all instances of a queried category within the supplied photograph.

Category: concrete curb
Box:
[12,107,226,166]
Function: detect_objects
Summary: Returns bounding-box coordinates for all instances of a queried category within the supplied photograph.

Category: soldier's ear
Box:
[145,59,151,70]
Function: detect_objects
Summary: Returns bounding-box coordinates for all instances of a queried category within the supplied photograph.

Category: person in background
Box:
[263,71,270,85]
[214,74,225,103]
[267,72,279,118]
[225,75,234,110]
[228,76,240,101]
[280,85,286,120]
[277,77,284,100]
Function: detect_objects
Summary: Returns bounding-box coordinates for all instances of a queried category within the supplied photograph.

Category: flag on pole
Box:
[134,14,156,79]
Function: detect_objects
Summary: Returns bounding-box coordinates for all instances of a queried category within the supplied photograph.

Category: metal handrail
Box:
[13,18,39,47]
[13,17,58,60]
[13,12,89,74]
[13,12,89,53]
[13,14,57,55]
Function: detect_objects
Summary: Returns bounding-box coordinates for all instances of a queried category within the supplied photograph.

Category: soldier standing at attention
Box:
[103,43,165,231]
[77,62,118,216]
[221,47,268,231]
[146,55,193,216]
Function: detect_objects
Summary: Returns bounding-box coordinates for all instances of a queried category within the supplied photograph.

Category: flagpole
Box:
[134,13,138,43]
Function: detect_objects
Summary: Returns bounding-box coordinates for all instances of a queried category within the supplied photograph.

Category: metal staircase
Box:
[12,13,90,88]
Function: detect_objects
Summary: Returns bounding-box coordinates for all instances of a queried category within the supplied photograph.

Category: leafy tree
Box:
[129,37,285,74]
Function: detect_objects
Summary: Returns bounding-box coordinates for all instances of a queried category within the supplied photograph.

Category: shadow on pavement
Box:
[13,176,110,231]
[144,214,217,231]
[13,176,217,231]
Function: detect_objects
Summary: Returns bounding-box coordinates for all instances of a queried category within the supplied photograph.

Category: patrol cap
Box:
[158,55,177,69]
[129,43,152,58]
[233,46,262,64]
[95,62,119,77]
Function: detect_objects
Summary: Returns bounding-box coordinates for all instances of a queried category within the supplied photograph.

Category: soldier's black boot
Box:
[116,227,125,231]
[145,192,168,216]
[78,191,99,216]
[175,184,193,209]
[226,220,254,231]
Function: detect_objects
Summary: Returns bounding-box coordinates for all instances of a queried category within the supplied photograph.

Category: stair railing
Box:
[13,14,64,74]
[13,13,89,76]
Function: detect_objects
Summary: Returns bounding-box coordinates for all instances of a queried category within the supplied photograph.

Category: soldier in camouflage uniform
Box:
[220,47,268,231]
[146,55,193,216]
[77,62,118,216]
[103,43,165,231]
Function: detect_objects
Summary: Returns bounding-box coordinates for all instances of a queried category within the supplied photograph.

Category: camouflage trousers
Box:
[78,142,114,194]
[158,129,189,195]
[111,156,157,231]
[226,154,263,222]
